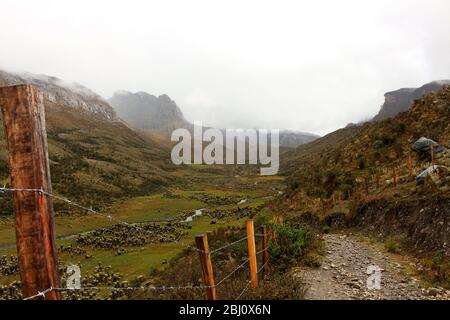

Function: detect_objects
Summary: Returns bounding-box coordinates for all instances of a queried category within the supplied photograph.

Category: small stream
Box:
[184,208,204,222]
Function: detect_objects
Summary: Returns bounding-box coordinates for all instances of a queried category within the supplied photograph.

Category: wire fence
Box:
[235,260,269,300]
[24,248,269,300]
[0,186,276,301]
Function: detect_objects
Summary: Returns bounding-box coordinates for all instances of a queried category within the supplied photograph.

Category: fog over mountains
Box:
[108,91,192,135]
[1,69,448,150]
[108,89,320,148]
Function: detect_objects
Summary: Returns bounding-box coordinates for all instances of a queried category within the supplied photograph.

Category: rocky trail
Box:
[295,233,449,300]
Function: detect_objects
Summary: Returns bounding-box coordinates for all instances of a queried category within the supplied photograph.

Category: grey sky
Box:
[1,0,449,135]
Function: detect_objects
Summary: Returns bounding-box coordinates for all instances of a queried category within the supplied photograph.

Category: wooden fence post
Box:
[0,84,61,300]
[407,155,413,178]
[246,220,258,288]
[261,225,269,278]
[431,144,436,165]
[195,234,217,300]
[364,178,369,195]
[392,165,397,187]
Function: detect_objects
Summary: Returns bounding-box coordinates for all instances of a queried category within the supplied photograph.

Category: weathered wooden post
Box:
[431,144,436,165]
[246,220,258,288]
[261,225,269,278]
[407,155,413,178]
[0,84,61,300]
[195,234,217,300]
[392,165,397,187]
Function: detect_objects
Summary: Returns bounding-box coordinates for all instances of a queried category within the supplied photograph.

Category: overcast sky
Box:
[1,0,449,135]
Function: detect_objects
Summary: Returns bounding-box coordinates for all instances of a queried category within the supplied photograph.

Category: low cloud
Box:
[1,0,449,135]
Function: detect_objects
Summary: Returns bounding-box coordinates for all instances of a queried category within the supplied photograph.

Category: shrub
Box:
[269,223,311,272]
[421,250,450,289]
[385,238,400,253]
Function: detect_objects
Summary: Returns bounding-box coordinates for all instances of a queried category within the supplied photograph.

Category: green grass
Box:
[55,215,247,281]
[0,172,283,289]
[108,194,204,222]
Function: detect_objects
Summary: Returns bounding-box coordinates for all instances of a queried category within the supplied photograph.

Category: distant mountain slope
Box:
[0,70,116,120]
[0,71,174,214]
[108,91,191,135]
[109,90,319,148]
[283,85,450,197]
[281,126,362,174]
[372,80,450,121]
[279,130,320,148]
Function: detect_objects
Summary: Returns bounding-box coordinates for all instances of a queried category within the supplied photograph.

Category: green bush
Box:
[269,223,311,271]
[385,238,400,253]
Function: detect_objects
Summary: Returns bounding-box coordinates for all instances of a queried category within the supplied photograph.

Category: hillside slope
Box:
[0,71,175,215]
[283,85,450,197]
[275,87,450,284]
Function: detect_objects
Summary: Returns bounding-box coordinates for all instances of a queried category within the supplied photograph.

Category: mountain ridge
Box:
[372,80,450,121]
[0,70,117,120]
[109,90,320,148]
[108,90,192,135]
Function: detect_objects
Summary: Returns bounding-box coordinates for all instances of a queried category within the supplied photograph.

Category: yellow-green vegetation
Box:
[132,222,311,300]
[0,173,285,298]
[385,237,401,254]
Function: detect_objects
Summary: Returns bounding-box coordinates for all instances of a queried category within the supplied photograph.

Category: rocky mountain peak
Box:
[372,80,450,122]
[0,70,117,120]
[108,90,190,135]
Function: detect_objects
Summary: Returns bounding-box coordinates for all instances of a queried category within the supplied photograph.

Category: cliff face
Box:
[372,80,450,122]
[0,70,117,120]
[108,91,191,135]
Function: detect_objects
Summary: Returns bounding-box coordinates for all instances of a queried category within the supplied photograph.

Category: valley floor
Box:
[296,233,449,300]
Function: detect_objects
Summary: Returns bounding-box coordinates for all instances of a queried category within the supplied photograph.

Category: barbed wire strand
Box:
[0,187,172,243]
[23,287,55,300]
[210,236,248,255]
[22,255,266,300]
[0,187,258,255]
[234,260,269,301]
[214,258,250,287]
[235,280,252,300]
[22,283,213,300]
[255,247,268,255]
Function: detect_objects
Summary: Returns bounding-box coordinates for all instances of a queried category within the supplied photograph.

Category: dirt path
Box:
[295,233,449,300]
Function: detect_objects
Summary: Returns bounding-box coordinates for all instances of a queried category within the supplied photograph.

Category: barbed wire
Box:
[23,252,269,300]
[23,287,55,300]
[0,187,262,255]
[214,258,250,287]
[256,248,268,255]
[210,236,248,255]
[234,260,269,300]
[0,187,172,242]
[22,259,252,300]
[22,283,213,300]
[235,279,252,300]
